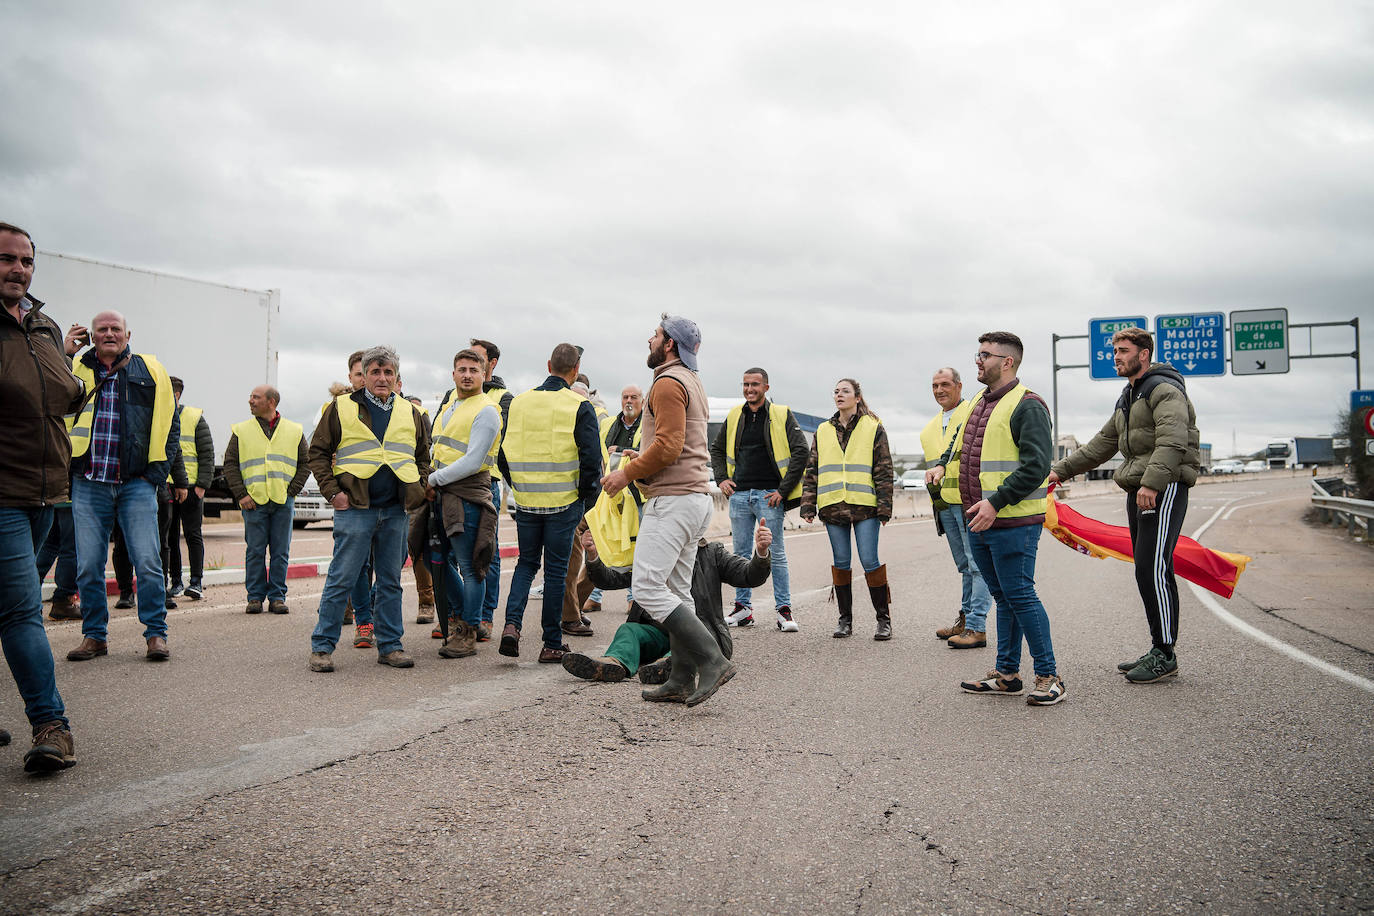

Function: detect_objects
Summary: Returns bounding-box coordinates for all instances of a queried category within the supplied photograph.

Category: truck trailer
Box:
[1265,437,1335,470]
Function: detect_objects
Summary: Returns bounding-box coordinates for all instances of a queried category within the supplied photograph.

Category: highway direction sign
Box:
[1089,316,1146,380]
[1155,312,1225,376]
[1352,390,1374,413]
[1230,308,1289,375]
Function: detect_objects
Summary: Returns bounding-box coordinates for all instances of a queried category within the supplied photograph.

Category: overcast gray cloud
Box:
[7,0,1371,455]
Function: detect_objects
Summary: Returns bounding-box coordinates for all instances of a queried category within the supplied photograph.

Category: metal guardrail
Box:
[1311,478,1373,539]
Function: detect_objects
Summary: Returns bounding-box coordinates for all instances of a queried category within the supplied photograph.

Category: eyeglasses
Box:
[975,351,1011,363]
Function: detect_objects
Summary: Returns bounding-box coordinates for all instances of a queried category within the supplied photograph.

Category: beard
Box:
[1116,354,1142,377]
[647,338,667,369]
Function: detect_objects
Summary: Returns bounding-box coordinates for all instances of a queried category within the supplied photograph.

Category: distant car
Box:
[1210,459,1244,475]
[292,473,335,529]
[899,469,926,490]
[1243,460,1267,473]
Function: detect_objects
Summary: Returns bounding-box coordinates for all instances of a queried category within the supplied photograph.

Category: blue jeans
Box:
[728,490,790,608]
[243,498,295,602]
[938,505,991,632]
[72,476,168,642]
[505,502,582,649]
[312,504,407,655]
[824,516,882,573]
[36,505,78,600]
[438,498,486,627]
[481,479,501,623]
[968,524,1057,677]
[351,553,373,626]
[0,507,67,729]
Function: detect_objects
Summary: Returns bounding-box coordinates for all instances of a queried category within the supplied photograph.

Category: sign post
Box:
[1155,312,1225,376]
[1231,308,1290,375]
[1089,316,1146,380]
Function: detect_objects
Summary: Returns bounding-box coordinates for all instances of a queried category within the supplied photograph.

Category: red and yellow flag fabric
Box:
[1043,490,1251,599]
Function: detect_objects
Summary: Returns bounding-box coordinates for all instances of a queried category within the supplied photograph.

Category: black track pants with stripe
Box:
[1125,482,1189,649]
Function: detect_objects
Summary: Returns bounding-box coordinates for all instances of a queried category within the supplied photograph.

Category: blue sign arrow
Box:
[1089,316,1146,380]
[1155,312,1226,377]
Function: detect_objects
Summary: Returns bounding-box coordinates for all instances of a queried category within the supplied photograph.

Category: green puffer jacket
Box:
[1053,364,1201,491]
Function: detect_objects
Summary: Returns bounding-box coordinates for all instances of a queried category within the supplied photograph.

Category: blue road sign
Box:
[1089,316,1146,380]
[1155,312,1226,376]
[1353,390,1374,412]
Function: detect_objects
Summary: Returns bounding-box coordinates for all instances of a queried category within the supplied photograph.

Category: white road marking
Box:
[48,869,166,914]
[1188,498,1374,696]
[1220,494,1305,521]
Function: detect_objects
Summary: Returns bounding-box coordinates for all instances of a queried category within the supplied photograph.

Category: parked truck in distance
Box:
[1265,437,1335,470]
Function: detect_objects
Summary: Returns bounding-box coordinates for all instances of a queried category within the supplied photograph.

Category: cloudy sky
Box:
[8,1,1371,456]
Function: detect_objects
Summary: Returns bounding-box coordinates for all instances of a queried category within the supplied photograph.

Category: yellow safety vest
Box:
[331,395,420,483]
[598,414,643,467]
[971,384,1049,519]
[585,485,640,568]
[168,405,203,485]
[504,388,584,509]
[920,398,974,506]
[233,417,304,505]
[816,415,879,509]
[69,354,175,462]
[724,402,802,502]
[432,392,499,471]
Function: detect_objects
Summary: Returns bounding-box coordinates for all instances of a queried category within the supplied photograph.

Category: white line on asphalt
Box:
[49,869,167,914]
[1220,494,1305,521]
[1187,500,1374,696]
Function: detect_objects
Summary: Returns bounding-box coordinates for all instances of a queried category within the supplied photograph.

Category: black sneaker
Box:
[960,669,1024,696]
[167,582,185,598]
[1125,648,1178,684]
[1117,652,1150,673]
[114,592,134,610]
[184,583,203,600]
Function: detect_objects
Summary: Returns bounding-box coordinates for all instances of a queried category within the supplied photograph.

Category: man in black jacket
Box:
[165,377,214,601]
[709,368,808,632]
[0,221,85,771]
[562,519,772,687]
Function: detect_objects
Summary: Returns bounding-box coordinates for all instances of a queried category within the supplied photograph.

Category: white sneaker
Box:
[725,603,755,627]
[775,607,799,633]
[530,583,544,597]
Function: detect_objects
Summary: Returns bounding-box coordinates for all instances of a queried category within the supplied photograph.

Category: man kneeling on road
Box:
[563,519,772,685]
[307,346,432,673]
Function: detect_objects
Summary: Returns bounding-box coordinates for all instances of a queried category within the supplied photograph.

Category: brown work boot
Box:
[66,637,107,662]
[377,649,415,668]
[476,620,492,642]
[245,599,264,614]
[24,721,75,773]
[581,598,602,613]
[146,636,170,661]
[561,616,594,637]
[342,600,354,625]
[439,621,477,659]
[415,584,435,624]
[48,594,83,621]
[947,630,987,649]
[936,612,965,640]
[561,653,628,682]
[268,600,289,615]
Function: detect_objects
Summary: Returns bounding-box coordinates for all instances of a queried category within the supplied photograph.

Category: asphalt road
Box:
[1,475,1370,914]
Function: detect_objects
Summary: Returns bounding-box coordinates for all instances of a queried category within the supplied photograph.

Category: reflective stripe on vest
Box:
[432,392,499,471]
[920,398,973,506]
[234,417,304,504]
[170,405,203,485]
[504,388,583,509]
[815,414,880,509]
[724,402,802,502]
[975,385,1048,518]
[69,354,175,462]
[331,395,420,482]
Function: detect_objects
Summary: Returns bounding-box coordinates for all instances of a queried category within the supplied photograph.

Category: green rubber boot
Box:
[641,607,700,703]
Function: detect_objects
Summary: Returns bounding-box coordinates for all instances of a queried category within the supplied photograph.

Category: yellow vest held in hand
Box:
[69,354,175,462]
[331,395,420,483]
[432,392,499,471]
[973,384,1048,519]
[816,415,879,509]
[168,405,203,486]
[504,388,584,509]
[724,402,802,502]
[233,417,304,505]
[585,481,640,568]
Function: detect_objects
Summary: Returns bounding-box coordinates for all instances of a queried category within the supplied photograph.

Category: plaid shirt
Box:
[85,357,124,483]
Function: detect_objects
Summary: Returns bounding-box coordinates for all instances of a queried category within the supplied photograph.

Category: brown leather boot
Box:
[831,567,853,638]
[66,637,108,662]
[865,565,892,641]
[947,629,987,649]
[48,594,83,621]
[439,620,477,658]
[936,612,965,640]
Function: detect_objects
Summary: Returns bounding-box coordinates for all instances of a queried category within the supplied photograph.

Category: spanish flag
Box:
[1043,489,1251,599]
